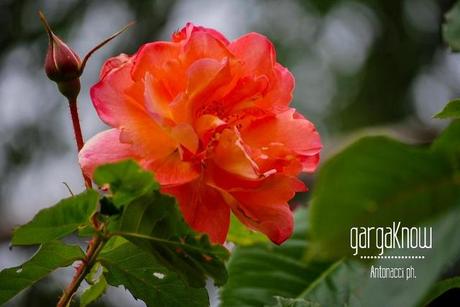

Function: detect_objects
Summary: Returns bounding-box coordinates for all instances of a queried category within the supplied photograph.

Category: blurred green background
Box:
[0,0,458,306]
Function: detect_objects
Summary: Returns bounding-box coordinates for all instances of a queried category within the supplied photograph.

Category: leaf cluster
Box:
[1,160,228,306]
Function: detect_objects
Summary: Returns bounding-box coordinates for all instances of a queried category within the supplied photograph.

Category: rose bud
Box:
[39,11,82,100]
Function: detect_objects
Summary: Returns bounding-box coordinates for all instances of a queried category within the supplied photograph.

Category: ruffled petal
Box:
[221,174,304,244]
[163,180,230,244]
[258,63,295,110]
[170,58,235,124]
[91,56,141,127]
[229,33,275,75]
[242,109,321,173]
[143,150,200,186]
[118,114,178,160]
[99,53,130,79]
[194,114,227,146]
[171,123,199,154]
[79,129,138,178]
[220,75,269,112]
[92,57,178,162]
[211,128,259,179]
[229,34,294,110]
[181,29,233,67]
[131,41,182,81]
[172,23,230,46]
[143,72,174,123]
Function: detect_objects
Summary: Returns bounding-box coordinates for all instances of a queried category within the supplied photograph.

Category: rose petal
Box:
[99,53,130,79]
[211,128,259,179]
[79,129,138,178]
[226,174,304,244]
[229,33,275,75]
[163,180,230,244]
[182,30,233,66]
[172,23,230,45]
[242,109,321,172]
[259,63,295,110]
[143,150,200,186]
[118,114,177,160]
[131,41,182,81]
[91,57,139,127]
[171,58,234,124]
[143,72,173,123]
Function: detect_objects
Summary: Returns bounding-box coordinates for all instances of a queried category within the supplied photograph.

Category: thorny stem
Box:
[68,97,92,189]
[56,232,106,307]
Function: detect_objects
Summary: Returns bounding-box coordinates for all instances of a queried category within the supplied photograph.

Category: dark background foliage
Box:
[0,0,458,305]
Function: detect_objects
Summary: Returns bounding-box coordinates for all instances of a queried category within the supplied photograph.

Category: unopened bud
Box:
[39,11,81,99]
[39,11,133,101]
[44,33,81,82]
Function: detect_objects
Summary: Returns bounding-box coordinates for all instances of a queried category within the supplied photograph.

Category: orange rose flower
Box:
[79,23,321,244]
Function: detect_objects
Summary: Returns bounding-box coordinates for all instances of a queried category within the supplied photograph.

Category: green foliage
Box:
[93,159,158,207]
[308,136,460,259]
[298,260,367,306]
[221,204,460,307]
[434,99,460,119]
[444,2,460,51]
[80,276,107,307]
[227,215,268,246]
[1,160,230,306]
[0,241,84,305]
[269,297,320,307]
[80,263,107,307]
[98,238,209,307]
[95,160,228,288]
[112,185,229,288]
[220,209,331,307]
[12,190,98,245]
[432,120,460,166]
[422,276,460,306]
[358,205,460,307]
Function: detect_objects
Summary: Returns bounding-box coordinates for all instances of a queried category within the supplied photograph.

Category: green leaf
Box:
[421,276,460,306]
[93,160,158,207]
[297,206,460,307]
[444,2,460,51]
[308,136,460,259]
[270,297,321,307]
[431,120,460,166]
[221,205,460,307]
[80,275,107,307]
[98,239,209,307]
[0,241,84,305]
[357,205,460,307]
[434,99,460,119]
[298,259,367,306]
[12,190,99,245]
[114,190,229,287]
[220,209,331,307]
[227,214,268,246]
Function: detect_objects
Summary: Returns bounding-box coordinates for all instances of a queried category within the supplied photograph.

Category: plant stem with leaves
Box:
[56,228,106,307]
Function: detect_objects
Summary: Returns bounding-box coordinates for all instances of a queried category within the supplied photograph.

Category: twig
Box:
[56,234,106,307]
